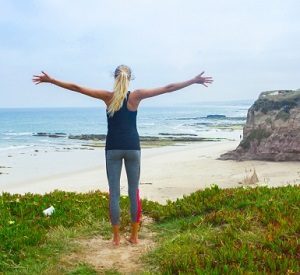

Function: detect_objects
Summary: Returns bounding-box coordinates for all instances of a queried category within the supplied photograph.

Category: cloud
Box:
[0,0,299,107]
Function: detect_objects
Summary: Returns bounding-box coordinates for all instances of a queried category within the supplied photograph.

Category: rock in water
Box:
[219,89,300,161]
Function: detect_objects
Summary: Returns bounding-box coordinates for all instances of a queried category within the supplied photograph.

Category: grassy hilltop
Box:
[1,185,299,274]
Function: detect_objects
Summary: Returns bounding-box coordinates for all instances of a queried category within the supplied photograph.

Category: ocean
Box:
[0,101,252,152]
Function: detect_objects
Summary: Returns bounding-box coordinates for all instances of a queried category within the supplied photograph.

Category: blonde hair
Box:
[107,65,132,117]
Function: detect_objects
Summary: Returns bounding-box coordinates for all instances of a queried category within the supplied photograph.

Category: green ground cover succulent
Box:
[1,185,299,274]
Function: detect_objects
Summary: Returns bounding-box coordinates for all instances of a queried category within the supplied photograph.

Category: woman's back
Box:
[106,92,140,151]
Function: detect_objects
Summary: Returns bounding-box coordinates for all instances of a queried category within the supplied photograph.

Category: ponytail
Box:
[107,65,132,117]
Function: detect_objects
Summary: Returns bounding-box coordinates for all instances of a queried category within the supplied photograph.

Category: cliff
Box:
[219,89,300,161]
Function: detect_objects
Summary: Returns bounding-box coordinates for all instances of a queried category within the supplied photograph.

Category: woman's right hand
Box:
[194,71,213,87]
[32,71,54,85]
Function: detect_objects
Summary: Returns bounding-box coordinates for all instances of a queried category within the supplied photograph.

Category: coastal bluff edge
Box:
[219,89,300,161]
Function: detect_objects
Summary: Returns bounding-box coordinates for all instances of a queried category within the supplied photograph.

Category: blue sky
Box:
[1,0,299,108]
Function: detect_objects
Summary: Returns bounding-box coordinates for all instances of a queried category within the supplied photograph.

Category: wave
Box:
[3,132,32,136]
[174,115,247,121]
[0,145,33,151]
[193,122,245,126]
[32,133,68,138]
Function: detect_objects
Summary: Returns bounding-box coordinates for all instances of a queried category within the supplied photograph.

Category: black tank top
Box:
[105,92,140,150]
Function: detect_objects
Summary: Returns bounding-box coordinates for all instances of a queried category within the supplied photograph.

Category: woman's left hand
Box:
[32,71,53,85]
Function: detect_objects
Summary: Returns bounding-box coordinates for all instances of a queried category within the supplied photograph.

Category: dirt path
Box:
[63,217,157,274]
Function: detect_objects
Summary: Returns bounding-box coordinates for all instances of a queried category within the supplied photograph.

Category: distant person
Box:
[32,65,213,245]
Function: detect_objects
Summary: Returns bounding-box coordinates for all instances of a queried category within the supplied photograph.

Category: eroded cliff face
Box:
[219,89,300,161]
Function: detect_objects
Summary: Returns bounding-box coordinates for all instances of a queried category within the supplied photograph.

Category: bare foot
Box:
[126,235,139,245]
[112,235,120,245]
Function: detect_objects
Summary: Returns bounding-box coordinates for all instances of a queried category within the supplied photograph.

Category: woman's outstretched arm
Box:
[32,71,111,103]
[133,71,213,101]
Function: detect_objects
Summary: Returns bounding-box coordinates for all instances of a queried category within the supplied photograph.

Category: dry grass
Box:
[241,168,259,185]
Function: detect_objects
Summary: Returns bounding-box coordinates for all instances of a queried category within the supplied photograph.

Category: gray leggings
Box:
[105,150,141,225]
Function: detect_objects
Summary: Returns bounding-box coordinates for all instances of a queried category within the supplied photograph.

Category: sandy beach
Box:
[1,141,299,204]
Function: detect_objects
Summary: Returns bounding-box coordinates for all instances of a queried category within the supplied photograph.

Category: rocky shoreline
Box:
[33,132,227,148]
[219,89,300,161]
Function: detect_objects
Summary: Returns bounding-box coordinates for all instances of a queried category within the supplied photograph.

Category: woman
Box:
[32,65,213,245]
